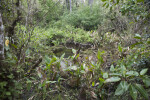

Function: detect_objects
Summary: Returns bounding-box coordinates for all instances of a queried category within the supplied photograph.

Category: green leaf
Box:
[147,40,150,44]
[116,0,119,4]
[0,82,7,87]
[99,78,104,88]
[140,68,148,75]
[143,77,150,87]
[129,85,137,100]
[134,34,141,39]
[137,0,144,2]
[110,65,115,72]
[115,84,124,95]
[110,6,112,11]
[104,77,121,83]
[72,49,76,54]
[6,92,11,95]
[120,64,126,77]
[80,70,86,74]
[130,42,143,48]
[109,73,122,76]
[60,53,65,59]
[97,50,105,59]
[27,83,31,91]
[103,3,107,7]
[126,71,139,77]
[37,72,42,78]
[129,22,134,24]
[101,0,107,2]
[7,74,14,79]
[99,77,104,82]
[118,44,122,52]
[106,4,109,8]
[5,46,9,51]
[45,55,51,65]
[115,81,129,95]
[97,50,105,64]
[103,73,108,78]
[92,81,95,86]
[68,65,78,71]
[46,81,57,84]
[11,44,17,49]
[134,84,149,100]
[75,54,79,59]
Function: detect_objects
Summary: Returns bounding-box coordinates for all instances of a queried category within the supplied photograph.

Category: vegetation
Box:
[0,0,150,100]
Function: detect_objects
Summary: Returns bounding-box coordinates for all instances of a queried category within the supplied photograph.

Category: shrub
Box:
[60,3,106,31]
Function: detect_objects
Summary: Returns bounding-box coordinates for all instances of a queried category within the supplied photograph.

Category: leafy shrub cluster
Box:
[40,25,94,46]
[21,38,150,99]
[34,0,63,26]
[57,3,106,31]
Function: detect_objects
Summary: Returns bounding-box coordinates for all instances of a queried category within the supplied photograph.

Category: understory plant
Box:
[98,35,150,100]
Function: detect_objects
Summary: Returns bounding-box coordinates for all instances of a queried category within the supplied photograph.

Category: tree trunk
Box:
[0,13,5,62]
[8,0,21,37]
[88,0,93,6]
[69,0,72,12]
[66,0,70,10]
[80,0,85,4]
[66,0,72,12]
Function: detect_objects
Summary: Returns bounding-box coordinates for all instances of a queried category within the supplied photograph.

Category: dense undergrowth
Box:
[0,0,150,100]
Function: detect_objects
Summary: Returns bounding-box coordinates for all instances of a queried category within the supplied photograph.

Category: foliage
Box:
[0,0,150,99]
[102,62,150,100]
[0,46,23,99]
[35,0,63,26]
[59,3,106,30]
[102,0,150,21]
[96,33,150,99]
[40,25,94,46]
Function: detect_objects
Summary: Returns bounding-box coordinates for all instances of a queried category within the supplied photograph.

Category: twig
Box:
[26,57,42,75]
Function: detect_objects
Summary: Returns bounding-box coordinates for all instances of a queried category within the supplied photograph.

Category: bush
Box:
[60,3,106,31]
[40,25,94,46]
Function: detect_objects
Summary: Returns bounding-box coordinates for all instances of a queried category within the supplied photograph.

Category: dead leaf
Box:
[90,91,97,99]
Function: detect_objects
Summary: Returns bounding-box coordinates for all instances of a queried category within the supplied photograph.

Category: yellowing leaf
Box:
[5,39,9,46]
[92,81,95,86]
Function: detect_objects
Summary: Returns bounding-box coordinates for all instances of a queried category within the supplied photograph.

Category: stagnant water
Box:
[54,47,74,58]
[53,41,94,58]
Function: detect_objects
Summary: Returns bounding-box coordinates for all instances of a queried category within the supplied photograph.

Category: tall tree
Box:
[0,13,4,63]
[8,0,22,37]
[69,0,72,12]
[66,0,72,12]
[66,0,69,10]
[88,0,93,6]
